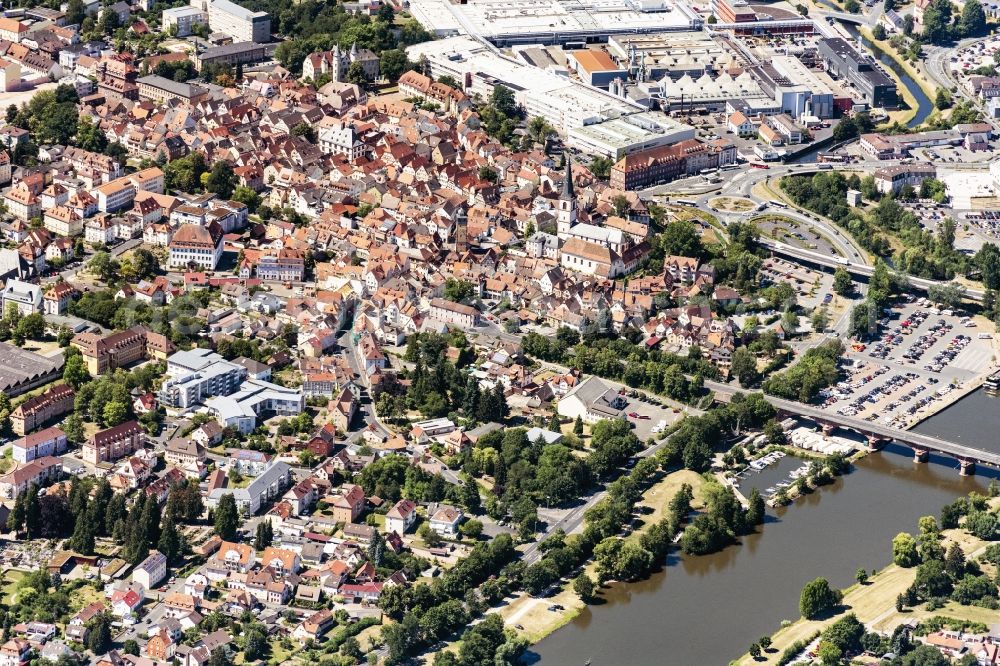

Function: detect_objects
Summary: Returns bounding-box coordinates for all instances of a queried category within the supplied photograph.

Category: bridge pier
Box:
[960,460,976,476]
[866,434,886,452]
[912,448,928,464]
[820,422,835,437]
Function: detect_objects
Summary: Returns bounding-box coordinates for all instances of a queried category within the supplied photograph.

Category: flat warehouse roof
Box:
[0,342,62,392]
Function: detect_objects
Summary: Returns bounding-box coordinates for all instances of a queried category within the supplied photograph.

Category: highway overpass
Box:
[758,238,986,303]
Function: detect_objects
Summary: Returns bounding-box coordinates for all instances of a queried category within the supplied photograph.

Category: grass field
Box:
[1,570,24,604]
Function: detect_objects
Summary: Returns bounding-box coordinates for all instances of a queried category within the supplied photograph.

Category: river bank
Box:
[529,437,994,665]
[733,496,1000,665]
[858,26,940,127]
[497,470,709,645]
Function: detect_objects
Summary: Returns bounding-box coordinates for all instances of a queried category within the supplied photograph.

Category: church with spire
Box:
[554,152,649,279]
[556,154,578,238]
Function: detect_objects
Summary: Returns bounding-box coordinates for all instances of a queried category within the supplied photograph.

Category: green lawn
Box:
[1,570,25,604]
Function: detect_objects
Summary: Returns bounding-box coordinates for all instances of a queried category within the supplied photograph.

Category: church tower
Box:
[454,206,468,255]
[557,153,577,238]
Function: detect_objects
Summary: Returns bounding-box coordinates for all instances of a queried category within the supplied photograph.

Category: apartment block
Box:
[10,384,75,436]
[82,420,145,465]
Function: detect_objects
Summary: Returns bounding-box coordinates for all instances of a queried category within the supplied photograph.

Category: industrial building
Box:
[0,341,63,397]
[751,55,835,119]
[408,0,700,46]
[406,36,651,139]
[567,111,696,159]
[566,50,627,88]
[817,37,898,109]
[606,32,737,81]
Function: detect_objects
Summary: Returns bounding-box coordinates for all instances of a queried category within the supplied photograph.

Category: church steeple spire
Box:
[560,152,574,201]
[557,153,577,237]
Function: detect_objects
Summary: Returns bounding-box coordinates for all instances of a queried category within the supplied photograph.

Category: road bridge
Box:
[707,380,999,474]
[757,238,986,303]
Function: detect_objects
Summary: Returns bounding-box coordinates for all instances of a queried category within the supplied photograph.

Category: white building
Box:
[158,348,246,409]
[162,6,208,36]
[1,278,42,315]
[12,427,67,464]
[557,376,627,423]
[385,499,417,534]
[196,0,270,43]
[318,124,365,161]
[168,222,223,270]
[206,379,304,434]
[132,550,167,590]
[206,461,291,515]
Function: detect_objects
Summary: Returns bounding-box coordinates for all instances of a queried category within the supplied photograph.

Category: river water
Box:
[529,435,1000,665]
[529,22,967,665]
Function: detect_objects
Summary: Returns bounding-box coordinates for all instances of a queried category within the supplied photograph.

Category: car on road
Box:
[628,412,640,418]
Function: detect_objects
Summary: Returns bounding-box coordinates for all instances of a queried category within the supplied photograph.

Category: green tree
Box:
[730,347,758,388]
[62,413,85,443]
[746,487,765,526]
[102,400,128,427]
[63,351,90,388]
[589,156,613,179]
[893,532,921,567]
[572,573,595,600]
[255,519,273,551]
[213,493,239,541]
[345,60,370,87]
[86,612,112,654]
[935,88,952,110]
[231,186,261,213]
[856,568,869,585]
[959,0,986,36]
[157,517,183,563]
[379,49,410,83]
[205,161,236,199]
[799,577,842,619]
[833,267,853,296]
[922,0,954,43]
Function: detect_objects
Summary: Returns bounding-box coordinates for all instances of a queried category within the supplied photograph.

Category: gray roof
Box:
[565,376,624,417]
[0,341,63,393]
[208,461,290,503]
[137,74,207,99]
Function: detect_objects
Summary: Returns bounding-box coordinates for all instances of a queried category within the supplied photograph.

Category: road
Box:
[520,361,694,564]
[924,37,998,130]
[336,326,464,485]
[521,430,677,565]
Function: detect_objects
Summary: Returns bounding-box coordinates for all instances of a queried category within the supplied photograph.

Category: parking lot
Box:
[816,297,998,428]
[759,256,837,312]
[620,391,687,441]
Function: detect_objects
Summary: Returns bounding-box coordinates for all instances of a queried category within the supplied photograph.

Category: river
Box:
[787,18,933,163]
[529,21,967,665]
[528,436,1000,665]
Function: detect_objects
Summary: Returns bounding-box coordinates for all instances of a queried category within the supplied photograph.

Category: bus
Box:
[675,199,698,207]
[769,200,787,208]
[749,162,770,169]
[700,168,719,176]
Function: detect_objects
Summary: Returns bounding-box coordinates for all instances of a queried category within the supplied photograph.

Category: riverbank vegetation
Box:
[781,172,969,282]
[737,490,1000,665]
[762,338,844,403]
